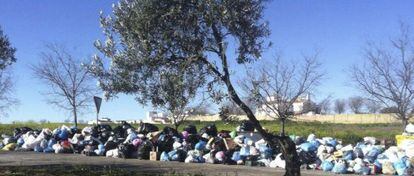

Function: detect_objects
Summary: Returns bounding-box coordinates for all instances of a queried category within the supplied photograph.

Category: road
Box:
[0,151,334,176]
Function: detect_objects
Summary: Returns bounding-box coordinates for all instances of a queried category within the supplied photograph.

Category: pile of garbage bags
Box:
[2,120,414,175]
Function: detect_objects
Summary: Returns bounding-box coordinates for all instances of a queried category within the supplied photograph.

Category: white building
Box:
[256,94,313,117]
[146,111,170,124]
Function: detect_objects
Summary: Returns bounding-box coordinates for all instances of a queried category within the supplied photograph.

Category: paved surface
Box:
[0,151,332,176]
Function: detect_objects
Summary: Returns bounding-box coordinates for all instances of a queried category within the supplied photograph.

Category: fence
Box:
[186,113,403,124]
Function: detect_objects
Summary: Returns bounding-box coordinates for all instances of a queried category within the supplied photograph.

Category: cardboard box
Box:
[150,151,158,161]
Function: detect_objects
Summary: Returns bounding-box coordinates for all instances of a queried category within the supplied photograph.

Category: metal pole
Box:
[96,112,99,126]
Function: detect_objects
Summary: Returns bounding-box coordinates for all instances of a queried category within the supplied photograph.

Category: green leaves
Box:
[0,26,16,70]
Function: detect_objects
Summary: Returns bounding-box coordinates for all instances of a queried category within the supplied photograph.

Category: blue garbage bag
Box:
[260,148,272,159]
[240,146,250,156]
[394,160,407,176]
[34,145,44,152]
[232,151,241,161]
[58,129,68,140]
[300,142,317,152]
[47,139,57,147]
[17,137,25,147]
[195,141,206,151]
[321,161,334,172]
[364,147,380,163]
[326,139,338,147]
[309,140,320,148]
[195,156,205,163]
[353,147,364,159]
[168,150,178,161]
[43,146,54,153]
[332,162,347,174]
[343,150,354,161]
[361,166,371,175]
[160,151,170,161]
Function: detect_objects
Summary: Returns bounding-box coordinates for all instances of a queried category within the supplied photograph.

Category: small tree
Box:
[31,44,98,127]
[222,100,245,116]
[242,53,324,135]
[0,26,17,118]
[365,99,382,114]
[188,102,213,116]
[348,96,365,114]
[318,95,332,114]
[334,99,346,114]
[351,23,414,129]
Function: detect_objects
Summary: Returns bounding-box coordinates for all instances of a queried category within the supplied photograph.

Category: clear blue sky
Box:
[0,0,414,123]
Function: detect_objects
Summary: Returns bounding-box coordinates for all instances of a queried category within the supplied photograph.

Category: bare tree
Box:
[222,100,245,116]
[351,23,414,129]
[242,53,324,135]
[0,26,17,118]
[334,99,346,114]
[188,102,214,116]
[365,99,382,114]
[318,95,332,114]
[31,44,97,127]
[348,96,365,114]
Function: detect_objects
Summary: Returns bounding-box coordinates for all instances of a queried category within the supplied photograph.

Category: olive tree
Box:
[87,0,301,175]
[0,26,17,118]
[158,68,205,130]
[351,23,414,129]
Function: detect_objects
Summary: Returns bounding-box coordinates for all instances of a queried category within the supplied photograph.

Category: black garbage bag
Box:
[138,123,159,134]
[137,140,153,160]
[104,140,119,151]
[13,127,33,138]
[298,150,318,165]
[98,131,111,143]
[200,124,217,137]
[118,143,137,158]
[162,127,179,137]
[211,137,227,151]
[224,149,237,165]
[98,124,112,132]
[157,134,175,154]
[183,134,200,151]
[294,136,306,145]
[183,125,197,135]
[239,121,255,132]
[218,130,231,138]
[82,145,97,156]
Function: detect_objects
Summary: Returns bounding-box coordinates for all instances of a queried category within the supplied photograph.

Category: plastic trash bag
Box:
[363,136,376,145]
[405,123,414,133]
[231,151,241,161]
[393,160,407,176]
[353,147,364,159]
[183,125,197,135]
[240,146,250,156]
[195,141,207,151]
[382,161,396,175]
[239,121,255,132]
[307,134,316,142]
[321,160,334,172]
[160,151,170,161]
[332,160,347,174]
[300,142,317,152]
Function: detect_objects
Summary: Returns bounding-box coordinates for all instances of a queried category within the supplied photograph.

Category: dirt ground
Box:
[0,151,334,176]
